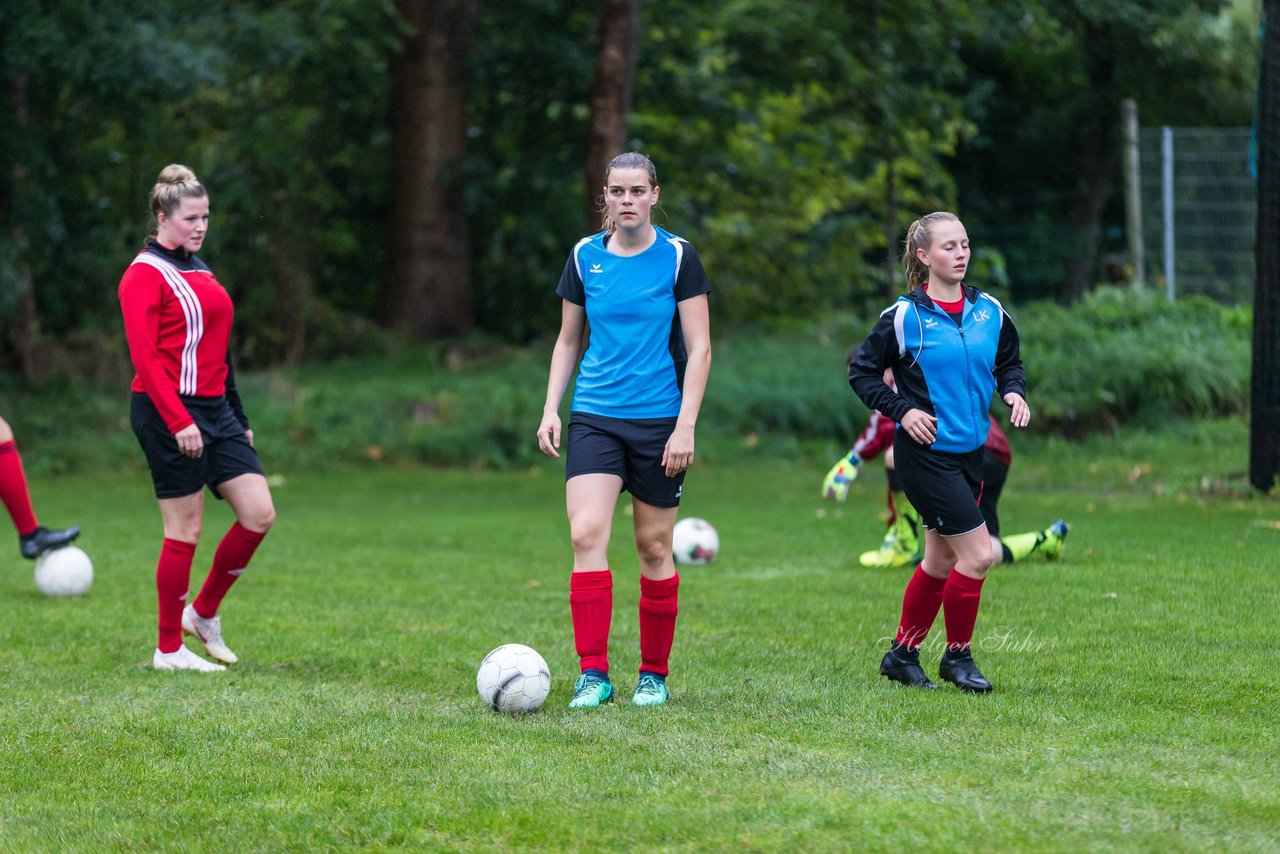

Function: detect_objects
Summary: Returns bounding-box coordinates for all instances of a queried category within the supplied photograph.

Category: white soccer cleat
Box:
[152,645,226,672]
[181,604,239,665]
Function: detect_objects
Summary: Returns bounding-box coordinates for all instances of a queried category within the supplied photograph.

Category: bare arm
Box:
[537,300,588,458]
[663,294,711,476]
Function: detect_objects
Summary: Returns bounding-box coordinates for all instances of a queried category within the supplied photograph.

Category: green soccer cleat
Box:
[568,671,613,708]
[631,672,669,707]
[859,521,921,569]
[1040,520,1070,560]
[858,526,899,567]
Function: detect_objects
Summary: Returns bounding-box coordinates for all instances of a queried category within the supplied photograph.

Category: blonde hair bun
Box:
[149,163,206,219]
[156,164,199,185]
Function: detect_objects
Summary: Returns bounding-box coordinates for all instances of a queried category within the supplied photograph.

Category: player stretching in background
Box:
[537,152,711,709]
[823,370,924,568]
[824,371,1067,567]
[0,416,80,560]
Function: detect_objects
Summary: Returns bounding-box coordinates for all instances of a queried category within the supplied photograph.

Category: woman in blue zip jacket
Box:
[848,211,1028,693]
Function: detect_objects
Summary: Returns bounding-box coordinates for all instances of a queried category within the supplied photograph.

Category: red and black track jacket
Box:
[118,238,248,435]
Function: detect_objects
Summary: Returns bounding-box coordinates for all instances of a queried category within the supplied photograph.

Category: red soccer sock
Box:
[894,565,949,648]
[638,573,680,677]
[193,522,266,618]
[570,569,613,674]
[942,570,987,651]
[156,538,197,653]
[0,441,39,536]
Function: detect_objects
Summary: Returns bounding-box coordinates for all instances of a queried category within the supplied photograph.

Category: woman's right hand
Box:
[175,424,204,458]
[900,408,937,446]
[537,412,562,458]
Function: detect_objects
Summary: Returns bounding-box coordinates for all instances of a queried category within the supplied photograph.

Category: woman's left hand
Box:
[245,429,255,447]
[662,424,695,477]
[1004,392,1030,428]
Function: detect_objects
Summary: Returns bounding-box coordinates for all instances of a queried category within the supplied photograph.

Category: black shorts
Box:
[893,431,986,537]
[565,412,684,508]
[130,392,263,500]
[979,453,1009,537]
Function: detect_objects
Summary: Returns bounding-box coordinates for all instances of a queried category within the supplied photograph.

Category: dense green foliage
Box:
[956,0,1262,299]
[0,0,399,365]
[1,449,1276,848]
[0,1,1260,368]
[1,289,1253,482]
[1019,287,1252,431]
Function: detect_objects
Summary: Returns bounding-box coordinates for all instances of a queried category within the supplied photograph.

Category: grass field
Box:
[1,439,1278,851]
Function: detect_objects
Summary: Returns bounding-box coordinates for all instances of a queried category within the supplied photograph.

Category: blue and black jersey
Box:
[557,226,711,419]
[848,284,1025,455]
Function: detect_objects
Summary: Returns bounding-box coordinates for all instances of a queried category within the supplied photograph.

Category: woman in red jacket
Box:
[119,164,276,672]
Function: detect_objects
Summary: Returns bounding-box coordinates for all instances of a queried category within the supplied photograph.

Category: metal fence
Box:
[1139,126,1256,302]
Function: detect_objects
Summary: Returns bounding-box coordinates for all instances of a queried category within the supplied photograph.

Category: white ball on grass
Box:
[476,644,551,713]
[672,517,719,566]
[34,546,93,597]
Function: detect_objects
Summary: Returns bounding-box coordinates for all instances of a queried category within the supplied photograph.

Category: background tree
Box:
[194,1,400,365]
[0,0,1264,378]
[954,0,1257,302]
[465,1,596,342]
[380,0,477,341]
[584,0,640,228]
[0,0,207,379]
[630,0,972,323]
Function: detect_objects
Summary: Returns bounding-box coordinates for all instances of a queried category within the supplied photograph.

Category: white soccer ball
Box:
[34,546,93,597]
[672,517,719,565]
[476,643,551,713]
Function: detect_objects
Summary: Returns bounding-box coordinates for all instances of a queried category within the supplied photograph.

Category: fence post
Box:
[1162,126,1176,300]
[1123,100,1144,287]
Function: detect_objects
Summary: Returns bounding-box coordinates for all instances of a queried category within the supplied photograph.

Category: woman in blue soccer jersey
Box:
[848,212,1028,694]
[537,152,711,709]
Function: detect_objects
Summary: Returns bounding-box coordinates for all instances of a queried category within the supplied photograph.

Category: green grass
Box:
[2,441,1278,850]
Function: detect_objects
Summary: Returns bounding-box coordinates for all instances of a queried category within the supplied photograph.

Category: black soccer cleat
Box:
[938,646,994,693]
[880,641,938,689]
[19,525,81,560]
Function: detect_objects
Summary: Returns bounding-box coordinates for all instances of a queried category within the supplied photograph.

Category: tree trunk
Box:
[1062,21,1119,303]
[380,0,476,340]
[1062,144,1116,303]
[4,73,39,382]
[584,0,639,230]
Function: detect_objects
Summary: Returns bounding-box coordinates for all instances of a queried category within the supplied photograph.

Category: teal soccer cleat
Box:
[631,672,669,707]
[568,671,613,708]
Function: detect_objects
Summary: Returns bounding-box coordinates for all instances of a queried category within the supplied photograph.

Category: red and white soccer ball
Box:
[672,517,719,566]
[34,546,93,597]
[476,643,551,713]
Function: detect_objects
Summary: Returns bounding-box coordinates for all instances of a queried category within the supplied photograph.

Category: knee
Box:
[166,521,202,543]
[0,417,12,443]
[634,534,670,571]
[569,516,608,554]
[242,504,276,534]
[960,547,996,578]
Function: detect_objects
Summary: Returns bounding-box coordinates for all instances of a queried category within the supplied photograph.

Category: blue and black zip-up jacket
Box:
[848,284,1026,455]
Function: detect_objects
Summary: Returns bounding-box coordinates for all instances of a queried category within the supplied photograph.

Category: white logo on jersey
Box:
[924,317,939,329]
[973,308,991,322]
[589,263,604,274]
